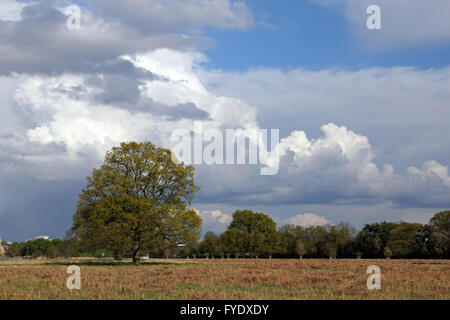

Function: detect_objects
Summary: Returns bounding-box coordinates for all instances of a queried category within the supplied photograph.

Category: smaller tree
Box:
[429,210,450,234]
[225,209,279,258]
[355,222,398,258]
[387,222,422,258]
[384,247,392,259]
[6,243,23,258]
[32,250,42,259]
[323,240,337,259]
[425,211,450,258]
[295,240,306,259]
[46,246,60,259]
[199,232,221,258]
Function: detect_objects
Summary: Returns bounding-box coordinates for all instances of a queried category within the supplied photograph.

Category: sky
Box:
[0,0,449,241]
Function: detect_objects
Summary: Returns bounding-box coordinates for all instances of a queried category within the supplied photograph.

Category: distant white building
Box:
[35,236,50,240]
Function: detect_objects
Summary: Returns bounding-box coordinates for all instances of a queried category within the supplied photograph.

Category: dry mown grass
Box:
[0,258,448,300]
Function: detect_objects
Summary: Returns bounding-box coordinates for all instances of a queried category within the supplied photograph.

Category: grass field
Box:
[0,258,448,300]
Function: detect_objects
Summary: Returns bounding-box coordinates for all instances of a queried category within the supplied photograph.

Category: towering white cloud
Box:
[4,48,450,207]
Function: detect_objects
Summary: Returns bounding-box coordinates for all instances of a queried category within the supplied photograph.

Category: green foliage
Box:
[355,222,398,258]
[301,225,329,258]
[417,211,449,258]
[384,247,392,258]
[7,200,448,260]
[387,222,423,258]
[221,209,280,257]
[279,225,298,256]
[220,228,245,257]
[5,242,22,258]
[335,222,357,257]
[199,232,222,257]
[295,240,306,258]
[429,210,450,233]
[5,236,87,258]
[46,246,60,258]
[72,141,201,264]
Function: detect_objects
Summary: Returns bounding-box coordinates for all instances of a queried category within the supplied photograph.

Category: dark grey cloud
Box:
[0,132,102,242]
[90,73,144,105]
[0,175,83,242]
[63,59,161,104]
[146,101,211,121]
[0,2,201,75]
[93,82,211,120]
[0,0,253,76]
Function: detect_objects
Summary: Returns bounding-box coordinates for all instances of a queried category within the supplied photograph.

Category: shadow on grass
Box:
[46,260,196,267]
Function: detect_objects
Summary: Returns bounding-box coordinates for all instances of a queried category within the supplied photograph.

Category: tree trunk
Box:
[114,250,123,261]
[132,241,140,265]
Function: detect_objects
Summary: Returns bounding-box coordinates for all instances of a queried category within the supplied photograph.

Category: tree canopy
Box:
[355,222,398,258]
[387,222,422,258]
[72,141,202,264]
[221,209,280,257]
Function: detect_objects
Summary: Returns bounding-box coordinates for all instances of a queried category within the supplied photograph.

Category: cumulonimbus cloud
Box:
[5,48,450,209]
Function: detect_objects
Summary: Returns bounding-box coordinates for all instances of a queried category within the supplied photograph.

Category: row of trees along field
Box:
[5,232,81,259]
[4,209,449,260]
[186,209,449,260]
[2,141,449,262]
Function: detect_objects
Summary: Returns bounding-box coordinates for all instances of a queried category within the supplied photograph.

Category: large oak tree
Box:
[72,141,202,264]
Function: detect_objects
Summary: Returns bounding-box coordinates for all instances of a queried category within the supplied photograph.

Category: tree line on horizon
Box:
[189,209,449,260]
[3,210,449,260]
[1,141,448,261]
